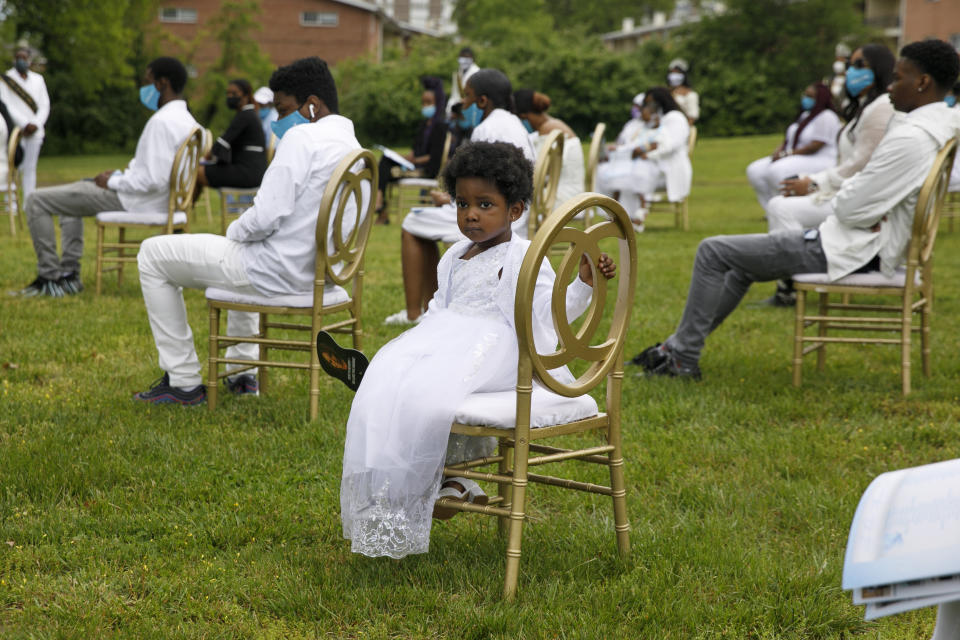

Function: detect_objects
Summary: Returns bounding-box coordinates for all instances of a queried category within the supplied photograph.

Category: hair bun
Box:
[532,92,551,112]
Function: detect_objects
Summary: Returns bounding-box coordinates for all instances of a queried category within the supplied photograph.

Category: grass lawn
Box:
[1,135,958,638]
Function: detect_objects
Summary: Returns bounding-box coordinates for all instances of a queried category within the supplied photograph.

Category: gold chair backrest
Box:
[910,137,958,280]
[687,125,698,155]
[528,129,564,237]
[7,126,21,171]
[201,128,214,156]
[266,133,278,165]
[585,122,606,192]
[168,127,203,226]
[314,149,377,293]
[436,130,453,182]
[516,193,638,397]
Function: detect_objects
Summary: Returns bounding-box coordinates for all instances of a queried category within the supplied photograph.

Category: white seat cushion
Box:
[454,381,599,429]
[398,178,438,188]
[96,211,188,226]
[794,267,918,288]
[204,283,350,308]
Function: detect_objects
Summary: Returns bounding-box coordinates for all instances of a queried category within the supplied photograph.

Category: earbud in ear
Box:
[309,104,316,118]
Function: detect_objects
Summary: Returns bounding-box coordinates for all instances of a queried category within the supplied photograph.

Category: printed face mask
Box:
[139,84,160,111]
[845,67,875,98]
[271,106,309,139]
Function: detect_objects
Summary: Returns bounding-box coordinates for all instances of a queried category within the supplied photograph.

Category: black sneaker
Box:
[14,276,65,298]
[643,355,703,381]
[133,373,206,405]
[226,374,259,396]
[58,271,84,295]
[628,342,670,371]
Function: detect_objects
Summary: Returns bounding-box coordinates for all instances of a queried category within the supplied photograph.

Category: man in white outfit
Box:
[133,57,361,406]
[0,43,50,206]
[447,47,479,115]
[631,40,960,381]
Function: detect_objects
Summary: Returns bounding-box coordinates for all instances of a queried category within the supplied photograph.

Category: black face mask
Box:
[226,96,241,110]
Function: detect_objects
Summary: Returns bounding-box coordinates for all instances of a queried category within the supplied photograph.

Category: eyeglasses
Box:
[848,59,868,69]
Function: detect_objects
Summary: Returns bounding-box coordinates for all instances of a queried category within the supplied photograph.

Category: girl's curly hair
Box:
[442,141,533,206]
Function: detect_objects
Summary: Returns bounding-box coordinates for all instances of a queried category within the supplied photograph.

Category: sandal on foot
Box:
[433,477,488,520]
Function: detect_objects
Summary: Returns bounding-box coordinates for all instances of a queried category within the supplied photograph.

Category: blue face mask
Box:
[845,67,875,98]
[421,105,436,119]
[14,59,28,74]
[456,117,471,130]
[801,96,816,111]
[462,102,483,128]
[271,106,309,139]
[630,105,641,119]
[139,84,160,111]
[258,106,271,120]
[946,95,957,108]
[521,118,535,134]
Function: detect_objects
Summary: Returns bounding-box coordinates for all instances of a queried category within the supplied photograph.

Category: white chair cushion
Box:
[794,267,918,288]
[454,381,599,429]
[96,211,188,226]
[204,283,350,308]
[398,178,438,188]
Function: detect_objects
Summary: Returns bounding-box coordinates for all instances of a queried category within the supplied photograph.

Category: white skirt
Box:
[400,203,464,243]
[340,309,518,558]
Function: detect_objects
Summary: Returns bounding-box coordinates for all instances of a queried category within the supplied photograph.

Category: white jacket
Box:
[644,110,692,202]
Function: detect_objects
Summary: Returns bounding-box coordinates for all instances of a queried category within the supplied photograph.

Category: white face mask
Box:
[667,72,684,87]
[457,57,473,72]
[833,60,846,75]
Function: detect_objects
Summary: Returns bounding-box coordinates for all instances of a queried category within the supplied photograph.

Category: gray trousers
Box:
[25,180,124,280]
[665,229,827,366]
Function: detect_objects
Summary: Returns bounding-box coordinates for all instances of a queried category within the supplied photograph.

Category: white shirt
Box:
[784,109,841,154]
[226,114,361,296]
[820,102,960,280]
[808,94,895,199]
[447,62,480,115]
[0,68,50,136]
[672,89,700,122]
[106,99,198,213]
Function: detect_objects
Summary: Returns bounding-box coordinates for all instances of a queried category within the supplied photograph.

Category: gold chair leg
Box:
[607,390,630,557]
[497,438,513,536]
[901,301,912,396]
[816,293,828,372]
[207,305,220,411]
[7,187,14,236]
[921,303,931,378]
[96,224,105,295]
[116,228,126,289]
[259,312,269,394]
[309,325,320,421]
[792,289,805,387]
[502,436,529,601]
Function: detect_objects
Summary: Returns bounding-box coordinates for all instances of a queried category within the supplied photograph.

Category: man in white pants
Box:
[1,43,49,207]
[134,57,361,406]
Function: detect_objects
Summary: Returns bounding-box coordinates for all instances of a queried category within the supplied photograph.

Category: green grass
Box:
[2,136,959,638]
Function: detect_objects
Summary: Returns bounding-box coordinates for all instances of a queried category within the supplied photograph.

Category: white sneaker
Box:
[631,207,648,233]
[383,309,419,326]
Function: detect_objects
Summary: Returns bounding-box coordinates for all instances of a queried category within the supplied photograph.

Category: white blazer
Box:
[645,110,692,202]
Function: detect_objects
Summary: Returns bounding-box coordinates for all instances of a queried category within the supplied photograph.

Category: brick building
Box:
[154,0,435,72]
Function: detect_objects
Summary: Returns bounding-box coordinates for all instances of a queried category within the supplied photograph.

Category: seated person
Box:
[15,56,198,297]
[196,78,267,192]
[947,82,960,192]
[132,57,360,405]
[385,68,535,326]
[601,88,692,231]
[341,141,616,558]
[746,82,842,214]
[514,88,584,205]
[763,44,896,306]
[630,40,960,380]
[254,86,278,145]
[596,93,654,194]
[374,75,448,224]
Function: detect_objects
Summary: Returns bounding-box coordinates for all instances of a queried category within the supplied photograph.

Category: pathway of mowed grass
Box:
[1,135,958,638]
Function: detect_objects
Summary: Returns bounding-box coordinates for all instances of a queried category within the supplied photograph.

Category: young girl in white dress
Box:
[340,141,616,559]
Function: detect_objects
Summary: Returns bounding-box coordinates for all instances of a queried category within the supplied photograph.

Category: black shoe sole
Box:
[316,330,368,391]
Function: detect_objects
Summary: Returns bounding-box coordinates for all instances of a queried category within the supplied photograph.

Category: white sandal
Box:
[433,477,488,520]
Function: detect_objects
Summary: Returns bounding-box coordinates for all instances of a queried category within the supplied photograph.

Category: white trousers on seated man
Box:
[138,234,258,388]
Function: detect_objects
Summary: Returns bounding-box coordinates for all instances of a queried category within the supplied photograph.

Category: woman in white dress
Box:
[761,44,896,306]
[387,68,536,325]
[513,88,584,206]
[619,87,693,230]
[341,141,615,559]
[667,58,700,124]
[595,93,650,198]
[745,82,842,214]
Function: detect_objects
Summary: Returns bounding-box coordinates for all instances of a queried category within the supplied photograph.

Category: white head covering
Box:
[668,58,689,73]
[835,42,852,58]
[253,86,274,105]
[632,93,645,105]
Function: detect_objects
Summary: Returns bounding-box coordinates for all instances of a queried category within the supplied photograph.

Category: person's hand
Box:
[771,147,787,161]
[606,143,617,151]
[23,123,37,136]
[429,190,451,206]
[869,215,887,233]
[631,148,647,159]
[647,141,658,152]
[780,176,812,197]
[403,151,415,162]
[579,252,616,287]
[94,170,114,189]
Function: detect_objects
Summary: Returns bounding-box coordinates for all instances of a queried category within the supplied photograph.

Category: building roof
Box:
[328,0,380,12]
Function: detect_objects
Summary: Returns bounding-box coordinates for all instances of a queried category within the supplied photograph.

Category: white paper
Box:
[855,574,960,604]
[375,145,415,171]
[864,591,960,621]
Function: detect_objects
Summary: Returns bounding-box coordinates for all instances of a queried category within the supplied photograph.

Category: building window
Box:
[301,11,338,27]
[159,7,198,23]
